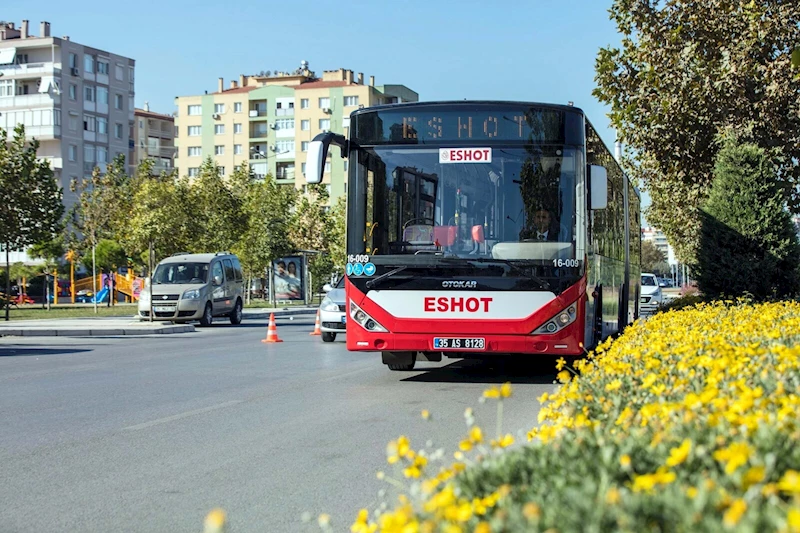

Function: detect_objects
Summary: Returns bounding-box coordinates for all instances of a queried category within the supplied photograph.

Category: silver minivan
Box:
[138,252,244,326]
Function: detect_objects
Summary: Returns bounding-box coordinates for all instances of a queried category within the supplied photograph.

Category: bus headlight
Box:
[350,301,388,333]
[533,303,577,335]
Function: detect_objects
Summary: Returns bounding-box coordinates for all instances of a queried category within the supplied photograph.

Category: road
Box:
[0,317,560,532]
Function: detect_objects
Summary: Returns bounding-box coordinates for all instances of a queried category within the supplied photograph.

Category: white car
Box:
[640,272,662,314]
[319,277,346,342]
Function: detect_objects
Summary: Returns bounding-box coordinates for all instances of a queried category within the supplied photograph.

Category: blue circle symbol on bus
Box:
[364,263,376,276]
[346,263,354,276]
[353,263,365,276]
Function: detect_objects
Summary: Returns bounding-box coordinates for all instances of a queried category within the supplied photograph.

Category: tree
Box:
[695,136,800,300]
[190,158,246,253]
[234,169,296,286]
[289,184,335,296]
[0,125,64,320]
[327,196,347,275]
[94,239,127,272]
[594,0,800,263]
[641,240,667,274]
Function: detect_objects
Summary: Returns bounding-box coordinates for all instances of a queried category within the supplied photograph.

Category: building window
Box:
[324,161,331,173]
[301,120,310,131]
[301,162,306,174]
[84,55,94,73]
[83,115,95,132]
[187,105,202,115]
[84,145,95,163]
[274,119,294,130]
[234,123,242,134]
[344,160,348,172]
[68,115,78,131]
[115,64,123,80]
[188,146,202,156]
[344,96,359,106]
[115,93,123,110]
[214,103,225,114]
[139,119,143,129]
[319,118,331,131]
[68,145,77,161]
[301,141,309,152]
[234,144,242,155]
[69,84,77,100]
[217,166,225,176]
[318,97,330,109]
[69,53,77,69]
[115,123,123,139]
[84,86,95,102]
[97,147,108,163]
[234,102,242,113]
[343,117,351,128]
[188,126,201,136]
[214,145,225,155]
[129,67,135,82]
[275,140,294,153]
[97,117,108,134]
[214,124,225,135]
[188,167,199,177]
[97,87,109,105]
[300,99,309,109]
[97,61,109,75]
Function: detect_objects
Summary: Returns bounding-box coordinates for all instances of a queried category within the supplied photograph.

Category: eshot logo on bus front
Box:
[424,296,493,313]
[439,148,492,164]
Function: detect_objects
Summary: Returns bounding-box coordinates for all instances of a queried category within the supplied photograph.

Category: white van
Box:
[138,252,245,326]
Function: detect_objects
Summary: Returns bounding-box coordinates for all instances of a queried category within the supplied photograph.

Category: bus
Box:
[306,101,641,371]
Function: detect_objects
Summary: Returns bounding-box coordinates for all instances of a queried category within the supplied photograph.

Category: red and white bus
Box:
[306,101,641,371]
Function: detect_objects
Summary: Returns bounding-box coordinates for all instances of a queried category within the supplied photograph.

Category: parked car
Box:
[640,272,663,314]
[319,277,346,342]
[138,252,244,326]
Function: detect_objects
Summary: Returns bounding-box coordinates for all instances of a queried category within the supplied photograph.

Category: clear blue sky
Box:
[6,0,649,210]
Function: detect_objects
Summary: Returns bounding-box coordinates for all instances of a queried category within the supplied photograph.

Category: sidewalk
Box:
[0,307,318,338]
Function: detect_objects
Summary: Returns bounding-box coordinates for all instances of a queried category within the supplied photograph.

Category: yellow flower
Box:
[555,357,567,371]
[421,409,430,420]
[318,513,331,528]
[778,470,800,494]
[483,386,500,399]
[686,487,698,499]
[620,454,631,468]
[557,370,571,383]
[351,509,377,533]
[743,466,765,489]
[665,439,692,467]
[605,379,622,392]
[631,467,676,493]
[787,508,800,532]
[490,434,514,449]
[605,487,621,505]
[723,499,747,527]
[641,373,657,388]
[522,502,541,520]
[470,426,483,444]
[538,392,549,404]
[713,442,752,474]
[499,382,512,398]
[474,522,492,533]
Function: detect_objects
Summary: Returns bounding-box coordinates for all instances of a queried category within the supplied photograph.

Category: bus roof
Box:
[350,100,586,116]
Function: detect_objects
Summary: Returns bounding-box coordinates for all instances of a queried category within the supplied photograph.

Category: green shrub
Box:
[695,138,800,300]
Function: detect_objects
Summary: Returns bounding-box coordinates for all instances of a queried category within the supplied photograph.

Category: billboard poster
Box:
[273,256,304,301]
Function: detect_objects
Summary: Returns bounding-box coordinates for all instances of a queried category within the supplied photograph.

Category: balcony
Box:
[147,146,177,158]
[151,162,173,175]
[0,62,60,77]
[275,108,294,117]
[250,129,269,139]
[20,125,61,140]
[0,93,60,109]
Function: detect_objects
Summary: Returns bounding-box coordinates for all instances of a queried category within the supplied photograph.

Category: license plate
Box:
[341,315,347,324]
[154,306,174,313]
[433,337,486,350]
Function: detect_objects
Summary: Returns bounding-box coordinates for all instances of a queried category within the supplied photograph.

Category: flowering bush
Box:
[351,301,800,532]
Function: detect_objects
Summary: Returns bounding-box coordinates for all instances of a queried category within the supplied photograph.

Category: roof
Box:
[135,108,174,121]
[214,86,257,95]
[160,252,236,264]
[295,80,356,90]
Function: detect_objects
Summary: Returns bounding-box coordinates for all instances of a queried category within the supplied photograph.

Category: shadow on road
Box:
[0,346,93,357]
[402,358,559,385]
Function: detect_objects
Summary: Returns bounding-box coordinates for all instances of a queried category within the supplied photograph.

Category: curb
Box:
[243,309,318,319]
[0,324,196,337]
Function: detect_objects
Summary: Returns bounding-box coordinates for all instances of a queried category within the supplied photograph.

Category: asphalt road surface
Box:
[0,317,560,532]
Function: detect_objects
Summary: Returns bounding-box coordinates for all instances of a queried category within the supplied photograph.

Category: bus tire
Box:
[383,351,416,371]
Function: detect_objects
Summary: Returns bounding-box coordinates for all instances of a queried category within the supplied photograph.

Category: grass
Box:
[2,304,138,321]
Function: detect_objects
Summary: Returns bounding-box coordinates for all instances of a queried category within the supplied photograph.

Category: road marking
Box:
[122,400,243,431]
[314,366,374,384]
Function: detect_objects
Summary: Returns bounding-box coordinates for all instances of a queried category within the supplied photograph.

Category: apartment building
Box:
[0,20,135,208]
[174,62,417,201]
[133,103,175,176]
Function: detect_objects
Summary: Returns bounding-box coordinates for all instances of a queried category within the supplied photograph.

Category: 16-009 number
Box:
[553,259,581,268]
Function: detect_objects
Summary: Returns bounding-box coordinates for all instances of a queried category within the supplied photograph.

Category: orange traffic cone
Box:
[310,310,322,336]
[261,313,283,343]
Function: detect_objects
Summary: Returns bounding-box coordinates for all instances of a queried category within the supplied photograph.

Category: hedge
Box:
[343,301,800,532]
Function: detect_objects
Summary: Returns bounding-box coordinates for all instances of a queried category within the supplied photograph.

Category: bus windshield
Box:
[350,145,580,263]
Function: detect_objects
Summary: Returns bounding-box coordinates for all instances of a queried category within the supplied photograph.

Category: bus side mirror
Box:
[589,165,608,210]
[305,132,348,184]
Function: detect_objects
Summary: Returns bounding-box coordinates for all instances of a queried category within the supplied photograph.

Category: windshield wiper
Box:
[437,257,551,288]
[365,266,408,289]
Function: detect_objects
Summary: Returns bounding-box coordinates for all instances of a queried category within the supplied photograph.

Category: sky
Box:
[5,0,649,210]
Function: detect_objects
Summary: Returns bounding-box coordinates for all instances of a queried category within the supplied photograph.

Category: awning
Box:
[0,47,16,65]
[38,76,55,93]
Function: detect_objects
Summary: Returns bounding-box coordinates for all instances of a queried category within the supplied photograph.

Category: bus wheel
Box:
[382,351,416,371]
